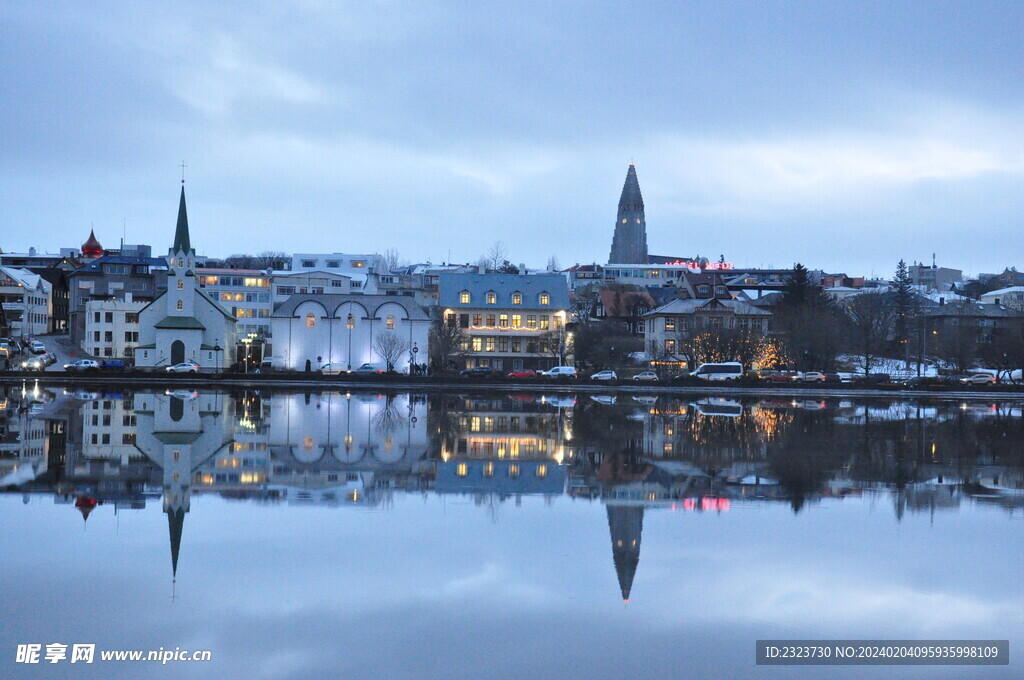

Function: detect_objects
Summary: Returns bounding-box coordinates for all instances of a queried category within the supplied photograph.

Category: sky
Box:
[2,1,1022,277]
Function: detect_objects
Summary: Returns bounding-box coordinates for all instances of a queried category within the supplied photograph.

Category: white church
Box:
[136,186,237,370]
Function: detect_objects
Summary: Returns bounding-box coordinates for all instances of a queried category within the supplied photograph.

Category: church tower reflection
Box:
[606,505,643,602]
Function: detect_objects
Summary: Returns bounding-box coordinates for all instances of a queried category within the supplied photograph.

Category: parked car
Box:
[590,370,617,381]
[65,359,101,372]
[692,362,744,381]
[633,371,659,382]
[352,362,388,375]
[320,363,347,375]
[541,366,577,378]
[863,373,892,384]
[822,372,844,383]
[763,370,801,384]
[507,369,536,379]
[957,373,996,385]
[165,361,200,373]
[460,366,495,378]
[100,359,127,371]
[800,371,827,383]
[29,341,46,354]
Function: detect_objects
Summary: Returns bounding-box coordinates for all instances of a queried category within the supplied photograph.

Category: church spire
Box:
[173,186,192,254]
[167,506,185,580]
[608,163,649,264]
[606,504,644,602]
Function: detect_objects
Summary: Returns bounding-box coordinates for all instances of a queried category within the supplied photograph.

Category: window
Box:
[539,315,549,330]
[331,279,344,288]
[306,313,316,328]
[485,313,496,327]
[483,462,494,477]
[177,279,184,290]
[472,337,483,352]
[536,464,547,478]
[104,331,113,341]
[176,300,183,311]
[103,347,112,357]
[472,314,483,327]
[498,337,508,352]
[526,315,537,329]
[326,260,340,268]
[93,331,100,342]
[498,314,508,328]
[715,286,727,296]
[459,314,469,328]
[539,292,550,305]
[277,285,296,296]
[486,291,496,304]
[346,314,356,329]
[485,337,495,352]
[352,260,365,268]
[665,317,676,331]
[697,284,710,294]
[93,312,100,323]
[125,313,139,324]
[125,331,138,342]
[301,259,315,268]
[512,292,522,305]
[386,315,396,330]
[457,462,468,477]
[510,338,521,352]
[509,464,520,478]
[511,314,522,329]
[105,312,113,322]
[177,258,183,268]
[459,290,471,304]
[665,339,676,353]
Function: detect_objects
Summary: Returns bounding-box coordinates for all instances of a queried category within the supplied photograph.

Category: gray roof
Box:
[271,293,430,320]
[439,272,569,310]
[644,297,772,317]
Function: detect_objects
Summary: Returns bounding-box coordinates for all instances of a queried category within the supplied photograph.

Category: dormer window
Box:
[715,286,727,296]
[697,285,710,294]
[539,292,550,305]
[486,291,496,304]
[512,292,522,305]
[460,290,471,304]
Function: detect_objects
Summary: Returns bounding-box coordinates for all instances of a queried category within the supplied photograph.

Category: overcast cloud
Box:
[2,1,1022,276]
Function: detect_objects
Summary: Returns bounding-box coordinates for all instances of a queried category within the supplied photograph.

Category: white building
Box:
[271,270,353,304]
[0,266,51,337]
[980,287,1024,311]
[82,295,145,359]
[136,187,237,371]
[289,253,388,294]
[270,294,430,372]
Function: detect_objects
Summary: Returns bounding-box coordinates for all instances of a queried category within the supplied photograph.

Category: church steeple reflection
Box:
[606,504,643,602]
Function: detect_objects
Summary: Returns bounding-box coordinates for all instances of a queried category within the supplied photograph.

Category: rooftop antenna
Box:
[932,252,936,269]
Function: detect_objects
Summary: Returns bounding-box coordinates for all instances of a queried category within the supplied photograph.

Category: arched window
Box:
[176,300,183,311]
[346,313,355,329]
[539,292,549,305]
[486,291,496,304]
[176,279,184,290]
[512,292,522,305]
[459,290,470,304]
[386,315,396,330]
[305,313,316,328]
[177,258,183,268]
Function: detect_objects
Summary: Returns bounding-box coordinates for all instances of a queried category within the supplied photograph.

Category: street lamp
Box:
[346,313,355,370]
[410,342,419,375]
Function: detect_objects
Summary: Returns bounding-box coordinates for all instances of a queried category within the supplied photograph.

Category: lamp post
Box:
[411,343,419,375]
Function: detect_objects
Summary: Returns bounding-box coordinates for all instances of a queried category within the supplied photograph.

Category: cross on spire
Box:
[179,161,188,184]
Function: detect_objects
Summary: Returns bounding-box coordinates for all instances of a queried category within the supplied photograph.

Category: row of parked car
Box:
[61,359,203,373]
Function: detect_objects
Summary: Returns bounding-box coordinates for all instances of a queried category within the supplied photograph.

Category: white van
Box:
[692,362,743,381]
[542,366,577,378]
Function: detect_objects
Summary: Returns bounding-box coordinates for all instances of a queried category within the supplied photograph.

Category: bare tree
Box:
[843,291,896,374]
[382,248,403,272]
[570,293,597,325]
[479,241,509,272]
[428,307,467,373]
[255,250,289,270]
[373,332,410,372]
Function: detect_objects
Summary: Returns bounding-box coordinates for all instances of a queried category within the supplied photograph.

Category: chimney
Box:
[477,264,485,275]
[519,263,526,274]
[29,246,37,256]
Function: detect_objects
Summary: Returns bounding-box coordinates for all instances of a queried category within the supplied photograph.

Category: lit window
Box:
[486,291,496,304]
[347,314,355,329]
[509,464,520,478]
[472,337,483,352]
[386,315,395,330]
[306,313,316,328]
[499,314,508,328]
[460,290,470,304]
[352,261,365,268]
[457,462,468,477]
[511,314,522,328]
[539,292,549,305]
[176,279,184,290]
[512,292,522,305]
[176,300,183,311]
[536,464,547,478]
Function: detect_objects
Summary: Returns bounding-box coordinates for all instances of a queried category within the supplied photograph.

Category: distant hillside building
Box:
[608,164,649,264]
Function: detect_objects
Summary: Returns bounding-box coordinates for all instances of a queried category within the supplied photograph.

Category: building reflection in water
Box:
[2,386,1023,601]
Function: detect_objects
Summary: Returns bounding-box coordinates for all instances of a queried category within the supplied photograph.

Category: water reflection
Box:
[3,384,1023,603]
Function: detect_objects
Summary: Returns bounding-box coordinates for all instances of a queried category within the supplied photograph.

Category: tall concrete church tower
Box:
[607,163,649,264]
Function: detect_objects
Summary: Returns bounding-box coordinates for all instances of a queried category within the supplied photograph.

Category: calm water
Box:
[1,385,1022,679]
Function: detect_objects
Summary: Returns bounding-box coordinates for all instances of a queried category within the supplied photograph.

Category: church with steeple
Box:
[607,163,649,264]
[136,185,236,370]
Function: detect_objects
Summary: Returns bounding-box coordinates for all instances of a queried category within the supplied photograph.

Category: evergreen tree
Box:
[777,263,840,370]
[892,259,918,361]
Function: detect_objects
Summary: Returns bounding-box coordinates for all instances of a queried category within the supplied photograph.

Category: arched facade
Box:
[271,294,430,372]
